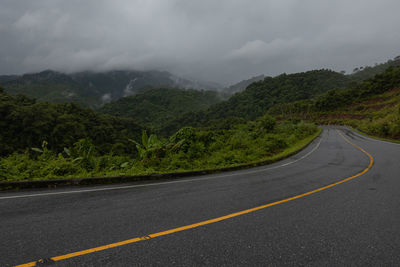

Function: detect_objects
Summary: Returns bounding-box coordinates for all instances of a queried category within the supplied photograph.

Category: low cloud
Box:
[101,93,112,103]
[228,38,303,64]
[0,0,399,84]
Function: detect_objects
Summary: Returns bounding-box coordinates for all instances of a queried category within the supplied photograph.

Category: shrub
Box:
[258,114,276,132]
[169,127,196,153]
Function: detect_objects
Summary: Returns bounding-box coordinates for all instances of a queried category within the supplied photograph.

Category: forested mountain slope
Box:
[0,88,143,156]
[347,55,400,82]
[159,69,350,135]
[223,75,265,95]
[98,87,221,130]
[268,66,400,139]
[0,70,221,108]
[212,69,349,119]
[1,62,399,181]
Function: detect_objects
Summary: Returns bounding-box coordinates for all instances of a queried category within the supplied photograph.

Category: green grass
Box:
[349,126,400,144]
[141,127,322,175]
[285,88,400,142]
[0,121,320,183]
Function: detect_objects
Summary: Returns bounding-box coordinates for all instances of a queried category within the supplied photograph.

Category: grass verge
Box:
[0,128,322,191]
[349,126,400,144]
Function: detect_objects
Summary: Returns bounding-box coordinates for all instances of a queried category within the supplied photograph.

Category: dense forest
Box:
[268,66,400,139]
[208,69,349,119]
[158,58,400,136]
[0,70,220,108]
[99,87,222,130]
[1,57,399,182]
[223,75,265,95]
[158,69,350,135]
[347,56,400,82]
[0,117,319,182]
[0,88,143,157]
[0,85,319,182]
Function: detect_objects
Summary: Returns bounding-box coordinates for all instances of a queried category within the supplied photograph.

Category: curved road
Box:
[1,126,399,266]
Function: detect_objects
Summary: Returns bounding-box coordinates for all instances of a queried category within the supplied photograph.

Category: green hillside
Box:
[347,56,400,82]
[1,59,399,182]
[159,69,350,135]
[223,75,265,95]
[213,69,349,119]
[0,70,221,108]
[0,88,144,157]
[320,88,400,140]
[0,82,320,182]
[99,87,222,130]
[269,66,400,140]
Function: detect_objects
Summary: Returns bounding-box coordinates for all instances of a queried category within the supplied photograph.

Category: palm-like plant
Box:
[129,131,164,160]
[67,138,97,170]
[130,130,188,161]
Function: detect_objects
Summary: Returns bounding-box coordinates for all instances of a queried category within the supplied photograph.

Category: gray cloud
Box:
[0,0,399,84]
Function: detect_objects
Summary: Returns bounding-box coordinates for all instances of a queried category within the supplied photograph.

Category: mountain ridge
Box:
[0,69,222,108]
[99,87,222,130]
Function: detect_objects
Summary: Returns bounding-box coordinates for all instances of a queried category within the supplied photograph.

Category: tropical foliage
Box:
[99,87,221,131]
[0,70,215,108]
[158,69,351,135]
[268,66,400,140]
[0,88,143,157]
[3,59,398,183]
[0,119,319,182]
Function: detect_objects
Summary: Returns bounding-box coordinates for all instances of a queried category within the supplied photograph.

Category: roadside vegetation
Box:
[2,58,399,183]
[313,88,400,140]
[269,66,400,140]
[0,116,318,182]
[0,88,143,157]
[158,69,350,135]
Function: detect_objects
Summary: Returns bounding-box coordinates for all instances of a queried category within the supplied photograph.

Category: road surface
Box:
[1,126,399,266]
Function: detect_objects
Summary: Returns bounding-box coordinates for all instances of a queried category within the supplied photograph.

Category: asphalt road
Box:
[1,126,399,266]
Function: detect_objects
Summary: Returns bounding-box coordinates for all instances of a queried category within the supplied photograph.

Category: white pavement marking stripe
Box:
[346,127,400,146]
[0,134,324,201]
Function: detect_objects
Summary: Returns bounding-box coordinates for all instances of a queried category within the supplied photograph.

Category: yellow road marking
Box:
[16,130,373,267]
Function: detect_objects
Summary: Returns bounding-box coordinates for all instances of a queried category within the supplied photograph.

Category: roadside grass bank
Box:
[272,88,400,143]
[349,126,400,144]
[0,121,321,190]
[268,67,400,143]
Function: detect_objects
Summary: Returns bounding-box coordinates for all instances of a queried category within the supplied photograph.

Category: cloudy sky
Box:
[0,0,399,85]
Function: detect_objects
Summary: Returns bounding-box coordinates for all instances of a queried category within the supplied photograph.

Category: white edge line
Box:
[346,127,400,146]
[0,134,324,200]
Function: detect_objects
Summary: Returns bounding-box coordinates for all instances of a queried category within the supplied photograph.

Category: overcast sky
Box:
[0,0,399,85]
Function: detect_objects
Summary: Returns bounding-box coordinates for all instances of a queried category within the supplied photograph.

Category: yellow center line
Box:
[15,130,374,267]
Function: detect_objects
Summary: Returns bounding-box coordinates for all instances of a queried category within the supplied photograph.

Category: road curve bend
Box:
[1,126,399,266]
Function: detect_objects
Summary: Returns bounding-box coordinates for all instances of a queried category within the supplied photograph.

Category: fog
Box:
[1,0,399,84]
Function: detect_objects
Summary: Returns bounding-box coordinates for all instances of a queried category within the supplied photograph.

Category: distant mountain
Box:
[0,70,222,108]
[220,56,400,97]
[168,75,222,91]
[347,55,400,81]
[219,56,400,96]
[0,75,19,83]
[159,69,351,135]
[158,56,400,135]
[223,75,265,95]
[99,87,222,130]
[205,69,350,119]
